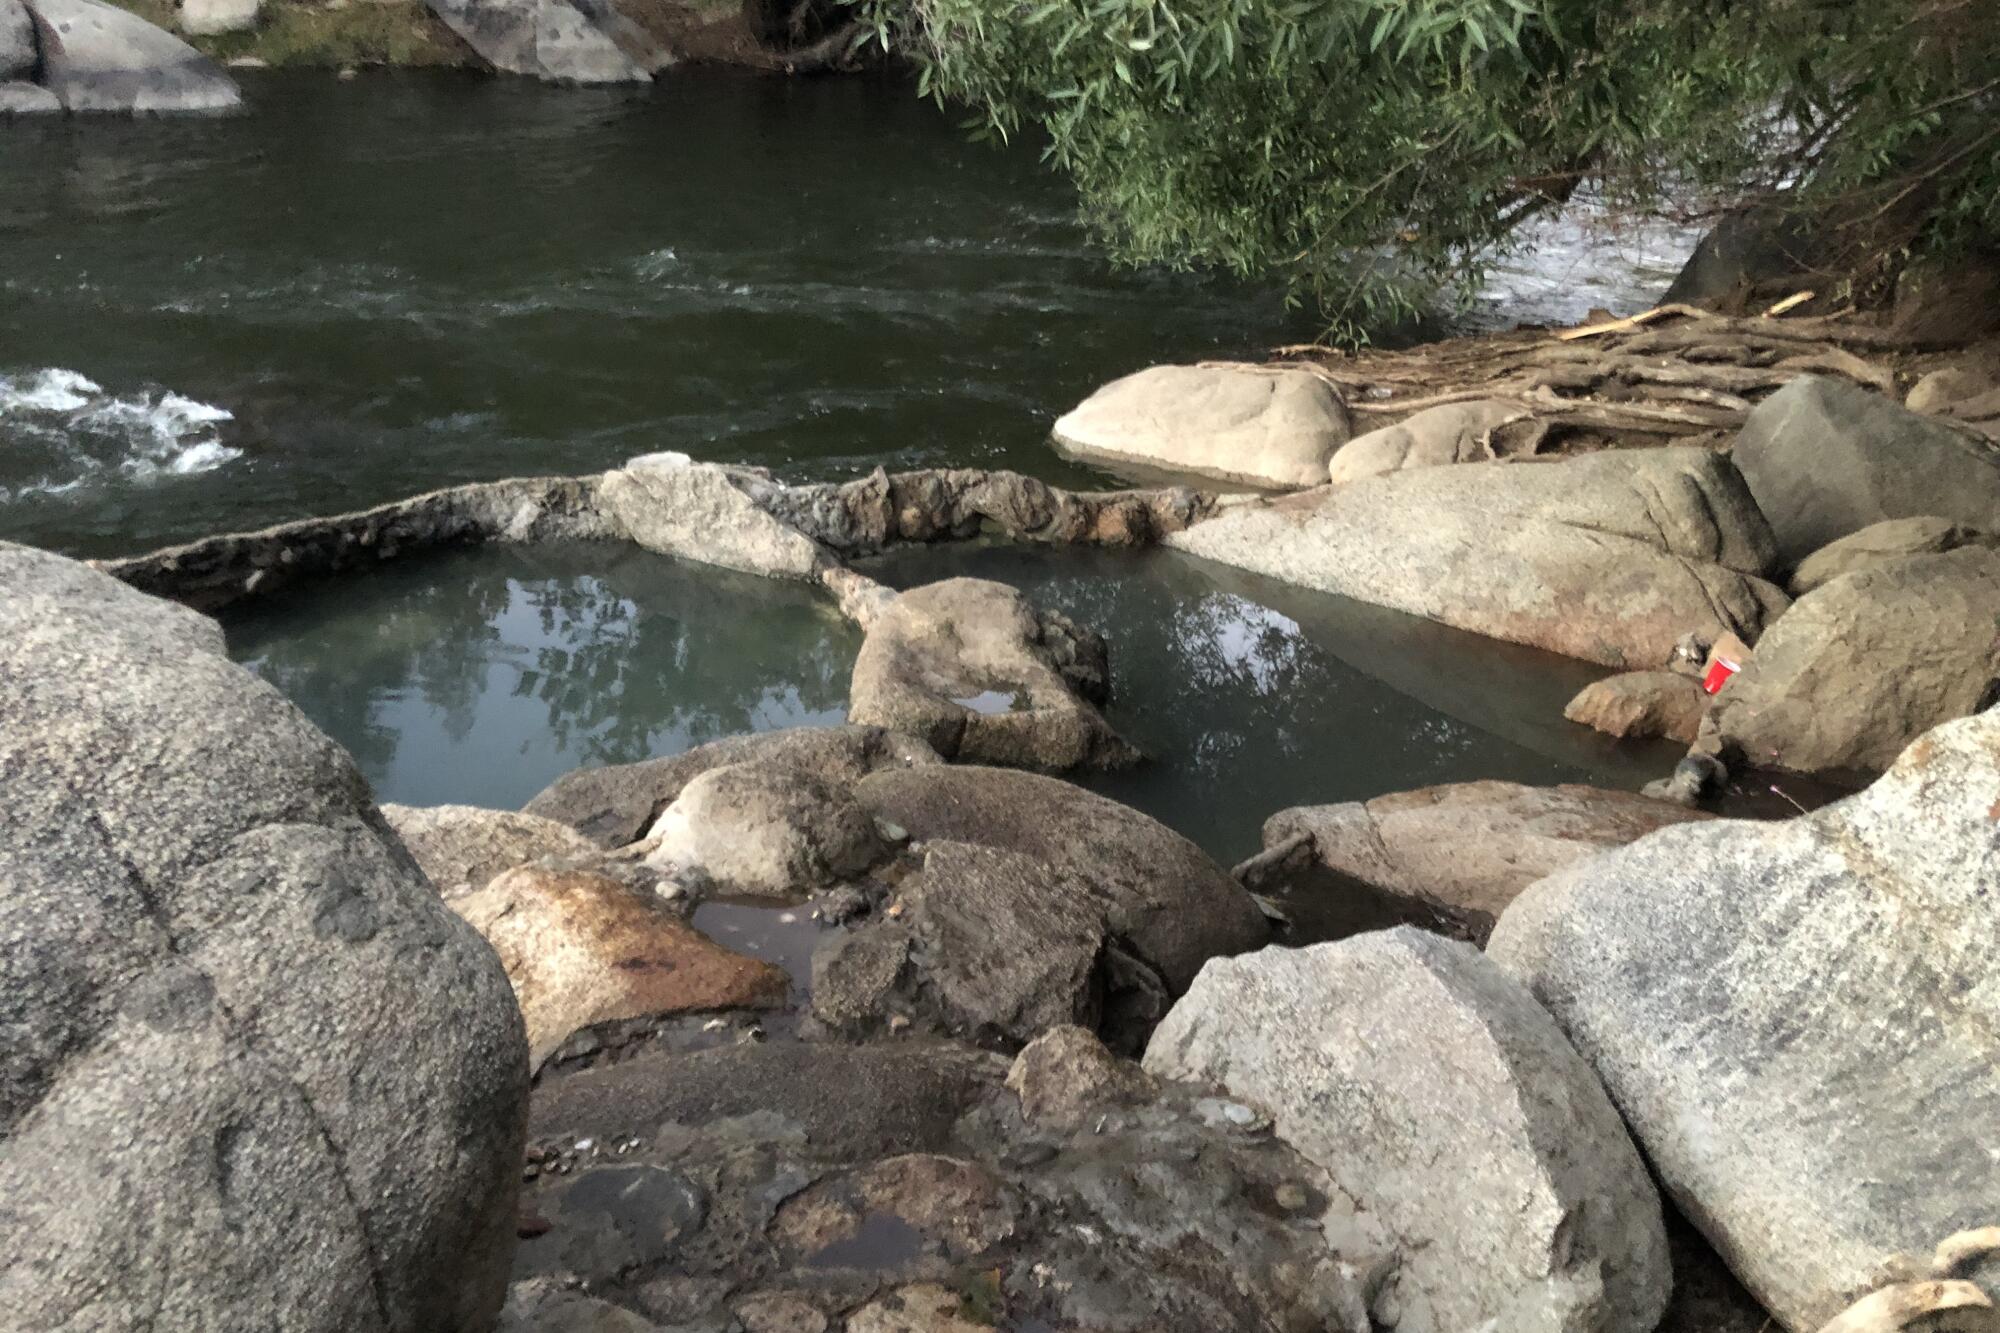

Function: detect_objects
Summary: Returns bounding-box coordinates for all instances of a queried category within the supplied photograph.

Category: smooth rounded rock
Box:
[26,0,242,112]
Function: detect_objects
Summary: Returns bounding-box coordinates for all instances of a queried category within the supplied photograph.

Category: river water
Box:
[7,70,1705,858]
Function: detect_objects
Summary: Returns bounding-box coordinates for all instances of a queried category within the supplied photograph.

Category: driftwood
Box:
[1255,306,1919,446]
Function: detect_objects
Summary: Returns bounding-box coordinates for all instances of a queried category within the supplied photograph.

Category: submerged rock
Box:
[1708,546,2000,773]
[1052,364,1351,489]
[524,724,942,848]
[424,0,651,83]
[1731,376,2000,565]
[1325,399,1525,485]
[847,577,1138,771]
[1564,669,1710,743]
[1145,928,1671,1333]
[25,0,242,112]
[1254,781,1711,946]
[1490,708,2000,1330]
[457,865,788,1069]
[1165,447,1789,668]
[1788,515,1997,596]
[0,541,526,1332]
[384,801,600,897]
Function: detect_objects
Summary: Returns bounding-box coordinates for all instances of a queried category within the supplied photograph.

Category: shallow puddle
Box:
[222,542,859,810]
[690,897,829,1005]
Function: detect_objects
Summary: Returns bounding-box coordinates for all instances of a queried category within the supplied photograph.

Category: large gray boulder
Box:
[523,724,943,848]
[25,0,241,112]
[1489,708,2000,1331]
[424,0,651,83]
[847,577,1138,771]
[1,0,35,78]
[1254,782,1711,946]
[0,542,527,1331]
[1731,376,2000,566]
[1145,928,1670,1333]
[1165,447,1789,668]
[1052,364,1351,490]
[1707,546,2000,773]
[1788,515,1997,596]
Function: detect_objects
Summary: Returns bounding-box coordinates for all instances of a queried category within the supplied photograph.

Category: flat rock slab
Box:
[1164,447,1789,668]
[26,0,241,112]
[0,541,525,1332]
[1053,364,1351,490]
[425,0,650,82]
[847,577,1138,771]
[1145,928,1670,1333]
[1259,781,1711,945]
[1489,708,2000,1330]
[1564,669,1710,744]
[1732,376,2000,565]
[524,725,942,849]
[1708,545,2000,773]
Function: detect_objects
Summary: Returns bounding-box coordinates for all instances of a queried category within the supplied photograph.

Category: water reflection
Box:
[863,544,1679,861]
[224,543,858,809]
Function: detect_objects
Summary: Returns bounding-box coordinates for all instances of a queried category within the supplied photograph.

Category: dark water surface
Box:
[223,541,1678,862]
[1,68,1302,557]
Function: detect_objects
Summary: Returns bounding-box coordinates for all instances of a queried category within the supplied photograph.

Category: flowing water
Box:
[11,69,1700,859]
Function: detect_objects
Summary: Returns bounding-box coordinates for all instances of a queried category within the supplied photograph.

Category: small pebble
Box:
[1274,1182,1309,1211]
[887,1015,911,1033]
[1222,1102,1257,1127]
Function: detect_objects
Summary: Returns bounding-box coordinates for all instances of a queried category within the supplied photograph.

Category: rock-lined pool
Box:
[222,541,1679,862]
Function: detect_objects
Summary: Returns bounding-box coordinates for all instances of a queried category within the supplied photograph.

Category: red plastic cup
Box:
[1702,657,1740,695]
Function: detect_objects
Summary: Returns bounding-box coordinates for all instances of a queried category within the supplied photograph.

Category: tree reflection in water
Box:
[223,543,858,810]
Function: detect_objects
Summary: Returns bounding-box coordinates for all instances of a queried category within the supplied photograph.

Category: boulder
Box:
[1730,376,2000,566]
[1165,447,1789,668]
[1145,928,1670,1333]
[1256,782,1710,946]
[0,542,525,1332]
[853,765,1269,993]
[1707,546,2000,773]
[1325,399,1524,485]
[1489,708,2000,1331]
[1052,364,1351,490]
[643,760,887,897]
[1789,516,1997,595]
[1663,209,1824,311]
[424,0,651,83]
[1006,1025,1158,1130]
[847,578,1138,771]
[383,802,600,897]
[1564,669,1710,743]
[597,454,831,579]
[456,866,787,1069]
[2,0,34,78]
[1906,367,1996,417]
[24,0,241,112]
[177,0,258,36]
[523,724,942,848]
[0,77,57,110]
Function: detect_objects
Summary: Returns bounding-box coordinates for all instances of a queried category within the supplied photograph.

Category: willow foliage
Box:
[855,0,2000,336]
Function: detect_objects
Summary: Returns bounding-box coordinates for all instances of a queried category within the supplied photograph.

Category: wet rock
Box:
[384,801,600,897]
[500,1280,664,1331]
[524,724,943,848]
[424,0,651,83]
[598,453,832,578]
[1165,447,1789,668]
[0,78,60,111]
[177,0,258,36]
[772,1154,1018,1264]
[0,541,526,1332]
[2,0,35,77]
[1489,708,2000,1330]
[1006,1025,1157,1130]
[1731,376,2000,565]
[1257,782,1711,946]
[854,765,1269,994]
[1145,928,1671,1333]
[1326,399,1525,484]
[1052,364,1352,490]
[1788,516,1997,595]
[1707,546,2000,773]
[25,0,242,112]
[847,577,1138,771]
[456,865,788,1069]
[845,1284,991,1333]
[1564,669,1711,743]
[518,1161,710,1280]
[734,1291,831,1333]
[644,761,888,896]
